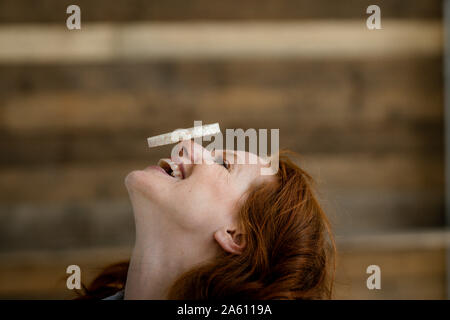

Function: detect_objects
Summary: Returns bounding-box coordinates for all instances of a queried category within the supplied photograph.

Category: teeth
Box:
[157,158,183,180]
[172,167,182,179]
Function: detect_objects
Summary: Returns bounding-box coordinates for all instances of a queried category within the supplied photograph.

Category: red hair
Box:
[76,151,335,299]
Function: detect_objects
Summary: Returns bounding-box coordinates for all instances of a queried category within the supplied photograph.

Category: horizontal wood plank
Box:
[0,154,443,204]
[0,58,441,94]
[0,21,442,63]
[0,242,445,299]
[0,154,444,250]
[0,0,441,23]
[335,247,446,299]
[0,58,443,164]
[0,200,134,251]
[0,190,444,251]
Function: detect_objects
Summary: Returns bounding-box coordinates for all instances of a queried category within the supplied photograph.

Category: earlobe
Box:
[214,227,246,255]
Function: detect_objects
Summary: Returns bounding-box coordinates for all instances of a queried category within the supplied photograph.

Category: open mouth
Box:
[157,158,184,180]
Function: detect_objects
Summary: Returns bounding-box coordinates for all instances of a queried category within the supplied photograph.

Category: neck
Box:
[124,240,187,299]
[124,203,217,299]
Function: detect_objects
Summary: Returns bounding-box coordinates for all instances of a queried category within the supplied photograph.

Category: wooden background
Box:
[0,0,447,299]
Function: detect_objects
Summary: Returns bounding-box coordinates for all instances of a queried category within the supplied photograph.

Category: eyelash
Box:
[215,157,231,171]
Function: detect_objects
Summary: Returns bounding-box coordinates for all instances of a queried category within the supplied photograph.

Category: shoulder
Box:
[103,290,125,300]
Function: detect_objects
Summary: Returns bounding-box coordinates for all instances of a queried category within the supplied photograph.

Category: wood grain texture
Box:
[335,247,446,299]
[0,56,444,246]
[0,21,442,63]
[0,58,443,164]
[0,242,445,299]
[0,155,443,204]
[0,154,444,250]
[0,0,442,23]
[0,2,446,300]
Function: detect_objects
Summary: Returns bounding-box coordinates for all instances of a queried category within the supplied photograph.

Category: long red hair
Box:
[76,151,336,299]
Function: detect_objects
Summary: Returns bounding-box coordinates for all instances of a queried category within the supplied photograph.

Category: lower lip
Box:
[147,165,169,175]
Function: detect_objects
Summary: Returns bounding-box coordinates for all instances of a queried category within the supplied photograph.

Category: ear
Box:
[214,226,246,255]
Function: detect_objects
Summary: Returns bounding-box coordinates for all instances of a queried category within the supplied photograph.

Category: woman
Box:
[76,139,335,300]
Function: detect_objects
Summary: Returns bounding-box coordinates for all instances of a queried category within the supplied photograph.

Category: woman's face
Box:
[125,140,273,243]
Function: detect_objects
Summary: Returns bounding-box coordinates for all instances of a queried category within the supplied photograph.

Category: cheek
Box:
[172,174,238,231]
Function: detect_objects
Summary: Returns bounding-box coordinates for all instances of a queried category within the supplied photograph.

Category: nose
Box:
[177,139,192,163]
[171,139,213,165]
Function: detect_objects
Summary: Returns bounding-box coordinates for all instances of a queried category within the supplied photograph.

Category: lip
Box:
[178,162,186,179]
[147,165,169,176]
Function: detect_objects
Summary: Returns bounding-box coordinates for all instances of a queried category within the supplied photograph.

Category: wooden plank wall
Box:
[0,0,442,22]
[0,0,447,299]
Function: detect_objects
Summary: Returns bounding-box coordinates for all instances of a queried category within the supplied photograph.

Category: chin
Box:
[124,170,151,193]
[126,169,171,202]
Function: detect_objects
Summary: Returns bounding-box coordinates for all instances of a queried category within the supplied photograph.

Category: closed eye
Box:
[215,156,231,171]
